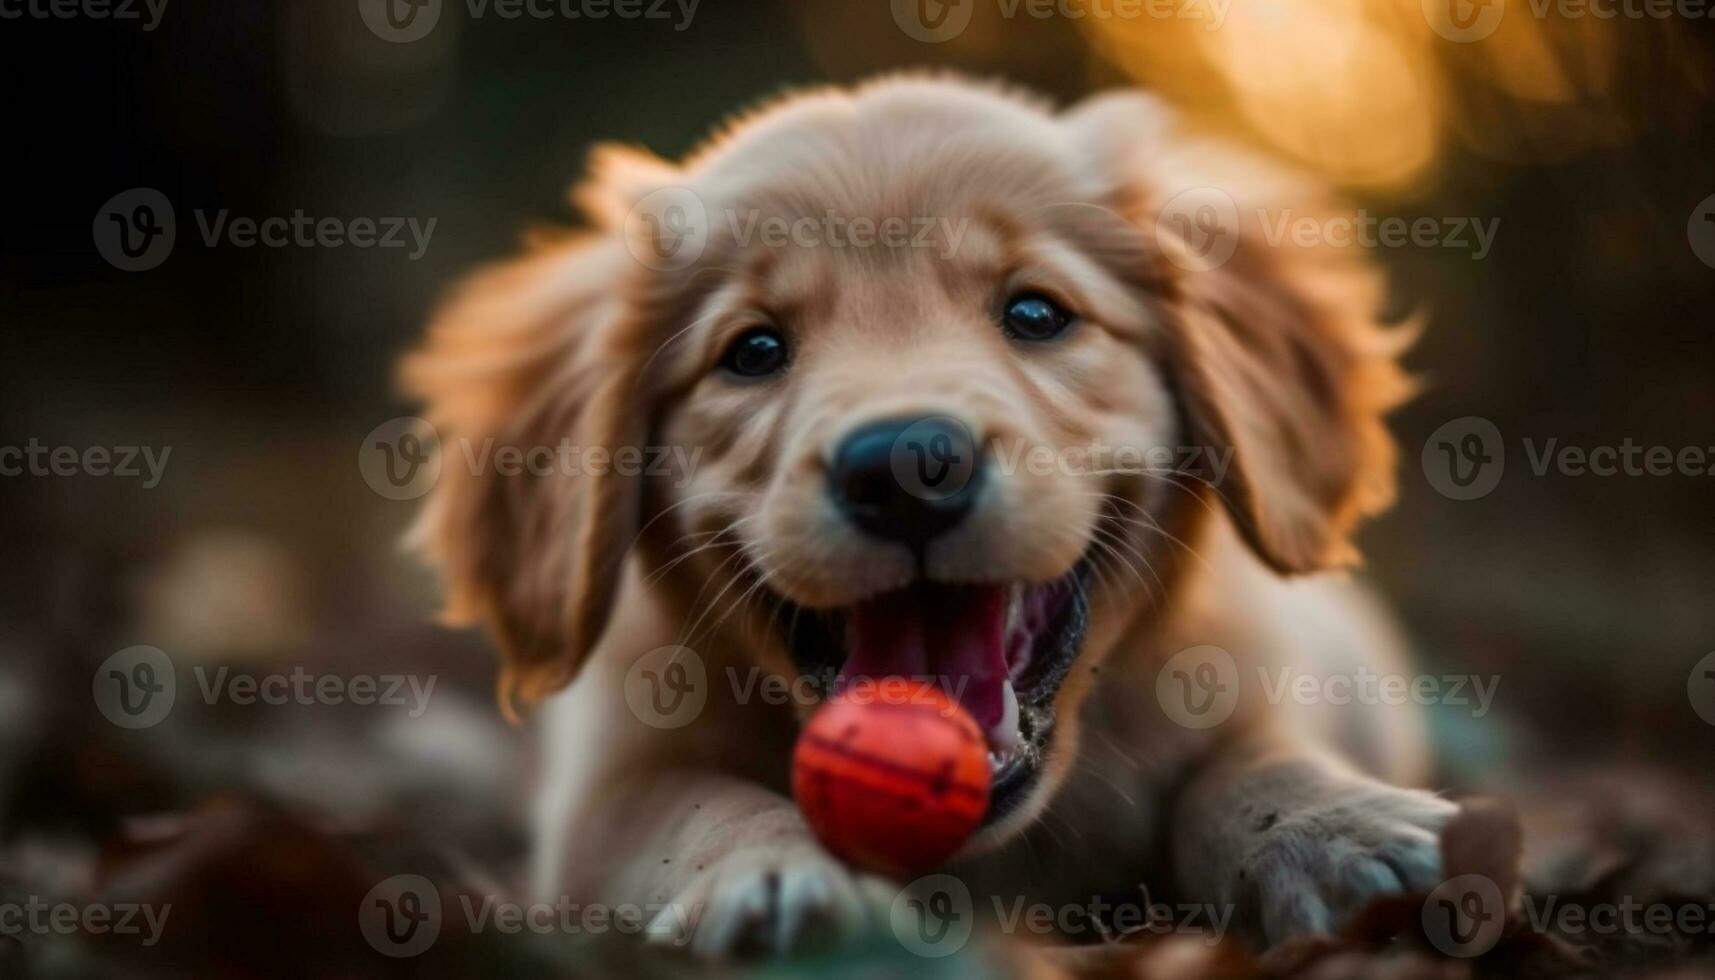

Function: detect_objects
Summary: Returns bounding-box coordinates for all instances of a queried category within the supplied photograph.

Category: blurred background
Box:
[2,0,1714,975]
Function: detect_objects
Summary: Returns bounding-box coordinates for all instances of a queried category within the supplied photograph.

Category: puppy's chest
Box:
[950,682,1214,909]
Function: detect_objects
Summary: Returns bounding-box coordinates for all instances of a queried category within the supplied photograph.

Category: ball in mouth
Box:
[777,559,1091,823]
[792,678,991,876]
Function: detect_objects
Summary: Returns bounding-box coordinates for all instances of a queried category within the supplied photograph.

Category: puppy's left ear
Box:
[1065,93,1414,574]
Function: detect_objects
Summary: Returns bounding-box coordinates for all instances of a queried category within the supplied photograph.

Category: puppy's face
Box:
[645,108,1185,828]
[407,78,1406,842]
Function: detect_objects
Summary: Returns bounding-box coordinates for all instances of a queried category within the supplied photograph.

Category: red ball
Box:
[792,678,991,877]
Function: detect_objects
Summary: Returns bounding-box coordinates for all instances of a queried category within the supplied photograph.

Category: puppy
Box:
[403,74,1452,956]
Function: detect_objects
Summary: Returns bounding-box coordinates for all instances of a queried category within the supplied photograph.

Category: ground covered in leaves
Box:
[7,672,1714,980]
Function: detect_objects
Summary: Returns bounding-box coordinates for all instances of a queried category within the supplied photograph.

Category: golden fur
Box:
[402,74,1438,955]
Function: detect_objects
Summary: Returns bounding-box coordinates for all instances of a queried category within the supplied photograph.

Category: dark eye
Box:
[720,327,789,378]
[1001,293,1075,341]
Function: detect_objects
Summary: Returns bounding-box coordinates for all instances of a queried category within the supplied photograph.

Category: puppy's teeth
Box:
[1003,583,1025,641]
[988,680,1021,755]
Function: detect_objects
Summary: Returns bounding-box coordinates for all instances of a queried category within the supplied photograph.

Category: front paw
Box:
[1236,785,1457,947]
[648,842,893,958]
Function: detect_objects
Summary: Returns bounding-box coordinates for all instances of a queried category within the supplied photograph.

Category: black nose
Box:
[829,416,983,548]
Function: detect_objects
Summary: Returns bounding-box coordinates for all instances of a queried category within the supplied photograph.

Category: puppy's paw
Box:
[648,842,892,958]
[1237,785,1457,947]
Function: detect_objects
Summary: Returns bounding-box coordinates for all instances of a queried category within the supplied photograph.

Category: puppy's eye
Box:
[720,327,789,378]
[1001,293,1075,342]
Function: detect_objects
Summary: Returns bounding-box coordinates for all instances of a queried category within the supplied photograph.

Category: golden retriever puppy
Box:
[403,74,1448,956]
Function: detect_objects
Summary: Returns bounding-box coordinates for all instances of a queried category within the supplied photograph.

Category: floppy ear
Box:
[402,234,649,717]
[1065,93,1413,574]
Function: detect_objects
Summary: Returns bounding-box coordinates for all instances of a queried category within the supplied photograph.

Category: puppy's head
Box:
[405,76,1409,838]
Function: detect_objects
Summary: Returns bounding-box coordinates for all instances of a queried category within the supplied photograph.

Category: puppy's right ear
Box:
[402,235,650,719]
[573,143,679,230]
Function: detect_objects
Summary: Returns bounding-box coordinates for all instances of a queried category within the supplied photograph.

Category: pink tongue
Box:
[841,585,1010,731]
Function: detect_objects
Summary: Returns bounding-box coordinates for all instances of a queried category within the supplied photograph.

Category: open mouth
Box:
[777,559,1092,824]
